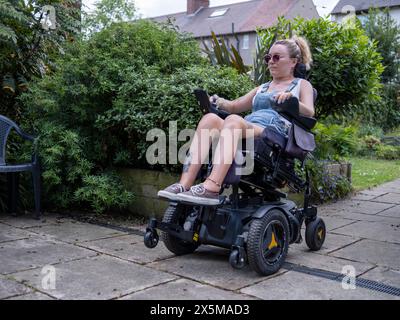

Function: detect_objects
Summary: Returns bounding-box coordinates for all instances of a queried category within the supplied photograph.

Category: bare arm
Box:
[299,80,315,117]
[214,87,259,114]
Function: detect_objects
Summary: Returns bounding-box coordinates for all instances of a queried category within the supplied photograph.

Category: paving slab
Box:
[0,237,97,275]
[26,220,126,243]
[0,223,37,243]
[77,234,175,264]
[323,210,400,224]
[120,278,253,300]
[291,232,361,255]
[361,267,400,288]
[0,276,31,299]
[329,239,400,270]
[149,246,286,291]
[351,191,386,201]
[322,200,394,215]
[0,214,67,229]
[286,247,374,276]
[317,216,357,231]
[331,220,400,244]
[240,270,399,300]
[5,292,55,300]
[377,205,400,218]
[11,255,178,300]
[372,193,400,205]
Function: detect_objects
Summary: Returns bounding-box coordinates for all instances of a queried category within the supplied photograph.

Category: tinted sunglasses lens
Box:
[264,54,280,64]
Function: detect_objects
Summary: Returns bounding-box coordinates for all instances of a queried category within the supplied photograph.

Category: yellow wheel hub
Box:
[317,228,324,240]
[268,232,278,250]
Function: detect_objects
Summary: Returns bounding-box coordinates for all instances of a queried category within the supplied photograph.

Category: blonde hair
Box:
[274,36,313,71]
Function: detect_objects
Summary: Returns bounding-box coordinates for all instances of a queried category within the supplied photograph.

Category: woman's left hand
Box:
[273,91,293,104]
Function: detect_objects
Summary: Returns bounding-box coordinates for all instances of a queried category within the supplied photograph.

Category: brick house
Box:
[151,0,320,65]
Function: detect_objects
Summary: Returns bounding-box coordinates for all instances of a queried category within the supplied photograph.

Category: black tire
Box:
[305,217,326,251]
[229,249,246,269]
[161,205,199,255]
[144,230,159,248]
[247,209,290,276]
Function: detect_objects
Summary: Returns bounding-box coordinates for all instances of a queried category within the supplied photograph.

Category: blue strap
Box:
[261,78,299,93]
[286,78,300,93]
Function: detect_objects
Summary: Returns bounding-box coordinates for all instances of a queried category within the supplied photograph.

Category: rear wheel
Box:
[247,209,290,276]
[162,205,199,255]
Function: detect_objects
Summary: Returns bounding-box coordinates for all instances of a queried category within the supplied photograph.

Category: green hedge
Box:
[258,17,384,119]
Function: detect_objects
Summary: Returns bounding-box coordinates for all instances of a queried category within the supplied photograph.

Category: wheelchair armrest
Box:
[209,103,231,119]
[274,97,317,130]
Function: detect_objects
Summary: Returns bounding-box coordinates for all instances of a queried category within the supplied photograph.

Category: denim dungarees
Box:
[244,78,300,137]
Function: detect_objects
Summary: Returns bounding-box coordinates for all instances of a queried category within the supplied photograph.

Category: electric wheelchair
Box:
[144,82,326,276]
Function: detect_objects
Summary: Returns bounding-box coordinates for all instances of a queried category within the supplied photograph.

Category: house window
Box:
[242,34,249,50]
[209,9,228,18]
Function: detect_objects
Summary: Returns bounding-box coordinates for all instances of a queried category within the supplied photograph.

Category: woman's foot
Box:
[176,183,220,206]
[157,183,188,201]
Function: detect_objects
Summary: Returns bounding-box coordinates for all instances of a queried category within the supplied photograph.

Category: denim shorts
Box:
[244,109,291,137]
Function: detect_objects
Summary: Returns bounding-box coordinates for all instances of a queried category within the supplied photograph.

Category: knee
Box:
[223,114,243,129]
[198,113,223,129]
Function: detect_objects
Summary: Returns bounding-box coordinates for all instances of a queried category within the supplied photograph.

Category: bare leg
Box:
[179,113,224,189]
[204,115,265,192]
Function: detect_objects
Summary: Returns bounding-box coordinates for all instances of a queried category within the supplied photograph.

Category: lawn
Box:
[348,156,400,191]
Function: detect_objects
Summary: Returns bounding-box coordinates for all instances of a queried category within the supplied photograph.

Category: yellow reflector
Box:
[268,232,278,250]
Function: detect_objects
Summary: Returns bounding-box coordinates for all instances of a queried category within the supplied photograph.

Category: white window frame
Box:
[242,34,249,50]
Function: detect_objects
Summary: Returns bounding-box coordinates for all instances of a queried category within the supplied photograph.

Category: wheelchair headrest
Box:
[294,63,307,79]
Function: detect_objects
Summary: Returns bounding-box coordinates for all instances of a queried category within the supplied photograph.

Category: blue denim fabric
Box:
[244,80,298,137]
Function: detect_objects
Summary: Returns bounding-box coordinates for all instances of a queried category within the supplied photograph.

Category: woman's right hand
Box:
[210,94,229,111]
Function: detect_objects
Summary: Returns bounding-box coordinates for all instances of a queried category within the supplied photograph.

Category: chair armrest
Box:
[274,97,317,130]
[209,103,231,119]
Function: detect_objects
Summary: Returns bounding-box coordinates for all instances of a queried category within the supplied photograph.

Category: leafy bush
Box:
[306,160,353,203]
[313,122,358,160]
[375,144,400,160]
[362,7,400,84]
[258,16,384,118]
[342,83,400,132]
[74,172,134,214]
[0,0,80,120]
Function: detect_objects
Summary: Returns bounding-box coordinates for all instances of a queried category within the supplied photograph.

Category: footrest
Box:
[172,195,226,207]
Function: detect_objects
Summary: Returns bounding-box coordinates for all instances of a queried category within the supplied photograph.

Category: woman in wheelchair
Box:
[158,36,314,206]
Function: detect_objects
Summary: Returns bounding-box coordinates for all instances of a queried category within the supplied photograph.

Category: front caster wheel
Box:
[305,217,326,251]
[229,249,246,269]
[144,230,159,248]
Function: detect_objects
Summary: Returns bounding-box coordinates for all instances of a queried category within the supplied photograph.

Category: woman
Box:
[158,36,315,206]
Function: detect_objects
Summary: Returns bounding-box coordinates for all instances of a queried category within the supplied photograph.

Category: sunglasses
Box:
[264,54,283,64]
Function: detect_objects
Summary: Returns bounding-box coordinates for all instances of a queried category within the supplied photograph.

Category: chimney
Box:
[187,0,210,15]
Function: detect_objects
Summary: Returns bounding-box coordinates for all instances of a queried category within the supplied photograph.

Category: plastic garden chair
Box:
[0,115,41,219]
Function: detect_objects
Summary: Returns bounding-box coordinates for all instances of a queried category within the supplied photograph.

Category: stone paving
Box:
[1,179,400,300]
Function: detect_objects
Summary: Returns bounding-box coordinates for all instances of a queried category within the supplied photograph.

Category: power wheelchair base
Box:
[144,193,325,276]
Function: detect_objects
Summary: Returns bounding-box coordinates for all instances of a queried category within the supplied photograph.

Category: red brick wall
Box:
[187,0,210,14]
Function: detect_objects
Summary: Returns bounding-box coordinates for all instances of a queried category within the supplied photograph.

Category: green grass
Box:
[348,156,400,191]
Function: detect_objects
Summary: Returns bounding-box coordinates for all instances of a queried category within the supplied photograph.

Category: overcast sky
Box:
[83,0,340,18]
